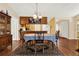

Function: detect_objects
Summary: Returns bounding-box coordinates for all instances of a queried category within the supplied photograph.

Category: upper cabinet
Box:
[20,17,29,24]
[41,17,47,24]
[20,16,47,25]
[0,12,11,35]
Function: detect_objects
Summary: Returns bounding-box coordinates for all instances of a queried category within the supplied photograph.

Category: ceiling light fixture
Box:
[33,3,42,23]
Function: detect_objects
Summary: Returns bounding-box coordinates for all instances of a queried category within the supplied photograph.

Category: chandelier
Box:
[33,3,42,23]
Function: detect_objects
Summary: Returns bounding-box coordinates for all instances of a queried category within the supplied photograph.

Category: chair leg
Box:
[43,46,44,54]
[34,45,37,55]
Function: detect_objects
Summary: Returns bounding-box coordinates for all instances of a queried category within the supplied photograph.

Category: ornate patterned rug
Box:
[10,43,64,56]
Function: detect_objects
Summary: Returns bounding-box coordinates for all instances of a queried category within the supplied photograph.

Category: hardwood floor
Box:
[0,40,22,56]
[0,39,78,56]
[58,37,79,56]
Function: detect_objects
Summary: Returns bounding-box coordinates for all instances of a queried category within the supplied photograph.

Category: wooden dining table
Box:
[20,31,47,41]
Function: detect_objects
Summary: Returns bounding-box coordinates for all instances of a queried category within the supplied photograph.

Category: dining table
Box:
[20,31,47,41]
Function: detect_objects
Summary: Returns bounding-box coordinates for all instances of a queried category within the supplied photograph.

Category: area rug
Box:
[9,43,64,56]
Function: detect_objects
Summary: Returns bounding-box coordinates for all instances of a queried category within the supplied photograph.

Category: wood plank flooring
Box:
[0,40,22,56]
[58,37,79,56]
[0,39,78,56]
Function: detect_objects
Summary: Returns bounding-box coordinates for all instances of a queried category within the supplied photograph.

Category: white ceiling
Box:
[7,3,79,19]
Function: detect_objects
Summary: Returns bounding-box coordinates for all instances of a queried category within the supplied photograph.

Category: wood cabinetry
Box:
[0,34,12,50]
[0,12,12,50]
[20,17,29,25]
[20,16,47,25]
[41,17,47,24]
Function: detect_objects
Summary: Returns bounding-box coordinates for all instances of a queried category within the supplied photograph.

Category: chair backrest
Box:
[55,30,60,39]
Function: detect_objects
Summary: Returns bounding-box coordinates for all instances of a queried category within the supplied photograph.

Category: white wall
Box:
[7,3,79,19]
[11,17,20,40]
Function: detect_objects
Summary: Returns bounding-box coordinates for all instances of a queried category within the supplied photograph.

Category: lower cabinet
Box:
[0,34,12,50]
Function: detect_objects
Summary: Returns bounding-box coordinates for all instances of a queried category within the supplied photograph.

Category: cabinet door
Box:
[0,15,6,23]
[0,37,6,48]
[20,17,29,24]
[7,17,11,24]
[8,35,12,44]
[41,17,47,24]
[6,17,11,34]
